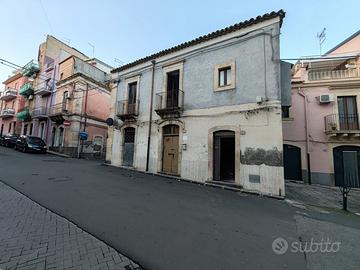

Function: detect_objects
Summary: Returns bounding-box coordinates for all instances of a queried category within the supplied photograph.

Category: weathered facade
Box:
[107,10,287,197]
[12,35,111,158]
[51,56,111,158]
[283,30,360,186]
[0,73,27,136]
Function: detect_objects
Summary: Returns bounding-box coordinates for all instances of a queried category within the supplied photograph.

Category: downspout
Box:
[146,60,156,171]
[299,89,311,184]
[79,83,89,157]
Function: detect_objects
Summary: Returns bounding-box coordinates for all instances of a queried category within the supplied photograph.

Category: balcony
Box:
[0,108,15,118]
[308,69,359,81]
[31,106,49,119]
[19,82,34,97]
[48,103,69,123]
[16,108,30,121]
[325,114,360,136]
[155,90,184,118]
[0,89,17,101]
[116,100,139,121]
[35,82,52,96]
[22,60,40,77]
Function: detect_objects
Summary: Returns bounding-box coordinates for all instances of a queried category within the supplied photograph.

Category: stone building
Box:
[107,10,289,197]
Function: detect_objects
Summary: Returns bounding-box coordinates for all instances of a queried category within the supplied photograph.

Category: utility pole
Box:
[316,28,326,55]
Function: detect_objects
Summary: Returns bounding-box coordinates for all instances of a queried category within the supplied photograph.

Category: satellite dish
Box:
[105,118,114,126]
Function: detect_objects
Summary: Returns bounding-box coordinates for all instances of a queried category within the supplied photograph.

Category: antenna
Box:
[61,37,71,45]
[316,28,326,55]
[114,58,123,67]
[88,42,95,58]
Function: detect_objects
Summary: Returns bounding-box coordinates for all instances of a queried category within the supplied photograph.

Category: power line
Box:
[39,0,54,34]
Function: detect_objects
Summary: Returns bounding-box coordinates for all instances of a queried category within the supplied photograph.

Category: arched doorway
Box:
[283,144,302,181]
[333,146,360,188]
[123,127,135,167]
[162,124,179,174]
[213,130,235,182]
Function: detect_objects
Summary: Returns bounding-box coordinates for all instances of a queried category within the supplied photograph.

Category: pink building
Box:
[283,30,360,186]
[0,73,28,136]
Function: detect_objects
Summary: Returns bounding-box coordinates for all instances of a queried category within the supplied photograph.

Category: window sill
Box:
[282,117,294,122]
[214,85,235,92]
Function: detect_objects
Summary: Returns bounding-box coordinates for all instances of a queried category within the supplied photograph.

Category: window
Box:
[12,101,15,109]
[29,123,33,135]
[282,106,290,118]
[214,60,235,91]
[8,122,12,133]
[219,67,231,87]
[128,82,137,104]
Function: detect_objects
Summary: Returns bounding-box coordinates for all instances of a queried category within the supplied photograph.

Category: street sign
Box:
[79,131,88,141]
[63,120,71,127]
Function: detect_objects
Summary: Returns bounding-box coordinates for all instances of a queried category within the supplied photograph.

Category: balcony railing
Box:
[22,60,40,77]
[116,100,139,121]
[35,82,52,96]
[325,114,360,133]
[0,89,17,101]
[49,104,69,116]
[19,82,34,97]
[308,69,360,81]
[31,106,49,119]
[155,90,184,118]
[0,108,15,118]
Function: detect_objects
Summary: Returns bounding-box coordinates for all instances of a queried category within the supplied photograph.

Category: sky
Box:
[0,0,359,84]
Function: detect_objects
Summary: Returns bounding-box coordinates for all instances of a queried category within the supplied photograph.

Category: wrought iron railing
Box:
[0,89,17,100]
[49,103,70,115]
[325,113,360,132]
[116,100,139,117]
[155,90,184,111]
[0,108,15,117]
[31,106,49,117]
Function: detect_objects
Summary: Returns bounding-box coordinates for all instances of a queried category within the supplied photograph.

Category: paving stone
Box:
[0,182,141,270]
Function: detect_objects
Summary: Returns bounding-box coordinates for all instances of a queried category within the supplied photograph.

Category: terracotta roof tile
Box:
[111,10,285,73]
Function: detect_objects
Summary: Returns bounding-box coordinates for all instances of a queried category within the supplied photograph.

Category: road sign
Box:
[63,120,71,127]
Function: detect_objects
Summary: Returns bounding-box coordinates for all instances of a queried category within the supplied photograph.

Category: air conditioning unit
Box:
[319,94,334,103]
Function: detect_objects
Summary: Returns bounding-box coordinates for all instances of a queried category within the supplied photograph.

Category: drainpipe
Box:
[79,83,89,158]
[146,60,156,171]
[299,89,311,184]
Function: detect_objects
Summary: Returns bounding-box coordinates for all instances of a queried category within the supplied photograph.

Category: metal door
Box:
[333,146,360,188]
[162,125,179,174]
[123,127,135,167]
[283,144,302,180]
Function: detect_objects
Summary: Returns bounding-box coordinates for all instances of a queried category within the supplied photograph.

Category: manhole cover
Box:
[48,176,72,182]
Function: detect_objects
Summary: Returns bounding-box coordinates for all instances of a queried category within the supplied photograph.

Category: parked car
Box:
[0,134,18,147]
[15,135,47,153]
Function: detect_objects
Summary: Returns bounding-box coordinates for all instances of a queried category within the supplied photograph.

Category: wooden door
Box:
[162,125,179,174]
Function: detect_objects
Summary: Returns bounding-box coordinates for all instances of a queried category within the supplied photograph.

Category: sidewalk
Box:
[0,181,141,270]
[285,181,360,214]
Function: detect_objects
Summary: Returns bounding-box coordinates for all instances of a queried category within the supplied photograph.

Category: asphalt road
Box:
[0,146,359,270]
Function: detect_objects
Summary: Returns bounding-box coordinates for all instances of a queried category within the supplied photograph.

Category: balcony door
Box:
[127,82,137,114]
[166,70,179,108]
[338,96,359,130]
